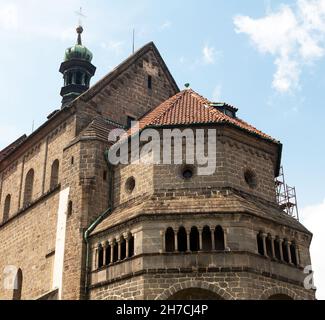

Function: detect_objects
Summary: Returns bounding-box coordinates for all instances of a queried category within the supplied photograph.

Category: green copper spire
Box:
[59,24,96,106]
[64,26,93,62]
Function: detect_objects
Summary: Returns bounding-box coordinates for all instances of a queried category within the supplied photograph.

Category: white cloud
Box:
[301,199,325,300]
[159,20,172,31]
[0,3,19,30]
[202,45,217,64]
[212,85,222,101]
[234,0,325,93]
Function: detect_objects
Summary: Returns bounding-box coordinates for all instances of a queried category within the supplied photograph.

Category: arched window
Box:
[67,73,73,85]
[215,226,225,251]
[202,226,212,251]
[257,233,264,256]
[274,237,282,260]
[12,268,23,300]
[165,228,175,252]
[97,245,104,269]
[128,235,135,258]
[105,244,111,266]
[23,169,34,206]
[266,235,273,258]
[190,227,200,252]
[282,240,289,263]
[3,194,11,223]
[177,227,187,252]
[290,242,298,266]
[50,160,59,189]
[75,71,83,85]
[113,241,119,262]
[121,237,126,260]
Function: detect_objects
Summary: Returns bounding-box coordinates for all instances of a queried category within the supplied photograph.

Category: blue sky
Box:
[0,0,324,299]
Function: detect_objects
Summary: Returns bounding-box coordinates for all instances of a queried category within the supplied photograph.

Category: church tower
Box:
[59,25,96,106]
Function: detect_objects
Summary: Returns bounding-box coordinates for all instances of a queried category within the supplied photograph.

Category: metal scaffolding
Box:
[275,166,299,221]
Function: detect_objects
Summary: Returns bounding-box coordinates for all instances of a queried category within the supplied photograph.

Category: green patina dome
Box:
[64,26,93,62]
[64,44,93,62]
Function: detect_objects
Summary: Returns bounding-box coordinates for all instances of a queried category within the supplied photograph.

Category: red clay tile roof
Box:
[0,135,27,162]
[134,89,278,143]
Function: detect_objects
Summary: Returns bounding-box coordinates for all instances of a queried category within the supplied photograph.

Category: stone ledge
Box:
[89,251,306,290]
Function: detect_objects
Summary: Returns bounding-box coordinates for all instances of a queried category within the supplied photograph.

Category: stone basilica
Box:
[0,25,315,300]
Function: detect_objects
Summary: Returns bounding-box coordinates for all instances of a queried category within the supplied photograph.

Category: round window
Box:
[244,169,257,189]
[181,166,194,180]
[125,177,136,194]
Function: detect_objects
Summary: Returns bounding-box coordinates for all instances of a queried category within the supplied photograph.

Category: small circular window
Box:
[125,177,136,194]
[244,169,257,189]
[181,166,194,180]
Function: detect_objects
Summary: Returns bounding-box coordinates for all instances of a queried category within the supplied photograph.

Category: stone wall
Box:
[89,272,315,300]
[81,49,177,128]
[0,190,60,300]
[0,115,76,300]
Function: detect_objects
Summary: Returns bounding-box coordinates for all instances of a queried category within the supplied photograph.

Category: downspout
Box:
[84,149,114,296]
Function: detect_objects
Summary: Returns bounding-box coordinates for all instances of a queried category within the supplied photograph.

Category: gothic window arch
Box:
[50,159,59,189]
[215,226,225,251]
[23,169,34,206]
[190,227,200,252]
[202,226,212,251]
[177,227,187,252]
[3,194,11,223]
[165,227,175,252]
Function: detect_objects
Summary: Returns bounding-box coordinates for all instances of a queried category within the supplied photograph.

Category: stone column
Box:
[198,228,203,251]
[295,245,300,266]
[286,241,292,264]
[186,230,191,253]
[270,237,275,259]
[109,240,114,264]
[211,230,216,251]
[117,238,122,261]
[278,239,284,261]
[94,247,98,270]
[262,233,267,257]
[123,233,130,258]
[102,242,107,266]
[174,232,178,252]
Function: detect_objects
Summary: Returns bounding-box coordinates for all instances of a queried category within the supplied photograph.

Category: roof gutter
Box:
[83,149,114,296]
